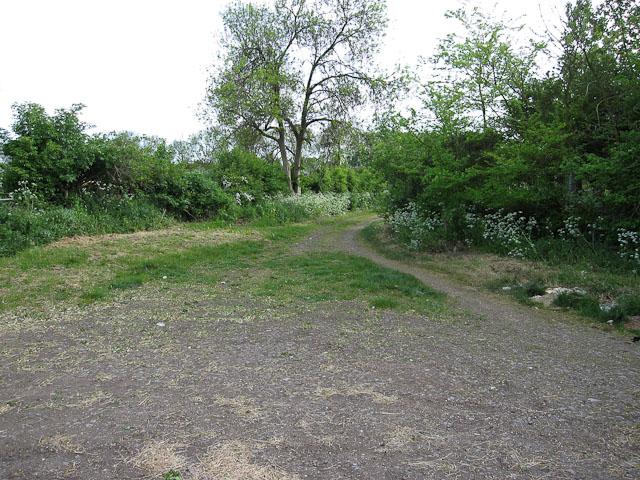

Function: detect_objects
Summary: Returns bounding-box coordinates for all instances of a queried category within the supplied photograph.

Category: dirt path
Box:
[329,214,585,328]
[1,214,639,479]
[297,213,640,477]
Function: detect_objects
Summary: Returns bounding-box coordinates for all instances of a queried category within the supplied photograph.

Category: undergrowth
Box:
[361,221,640,334]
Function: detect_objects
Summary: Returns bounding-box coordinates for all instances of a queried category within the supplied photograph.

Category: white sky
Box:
[0,0,566,142]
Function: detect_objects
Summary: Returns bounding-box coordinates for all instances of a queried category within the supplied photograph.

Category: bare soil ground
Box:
[1,214,638,479]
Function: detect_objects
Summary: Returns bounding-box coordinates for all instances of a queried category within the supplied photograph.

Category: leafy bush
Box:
[212,148,289,200]
[1,103,95,203]
[0,197,172,257]
[386,204,639,270]
[554,292,626,324]
[301,165,384,195]
[387,202,446,251]
[618,294,640,317]
[256,193,352,224]
[151,169,235,220]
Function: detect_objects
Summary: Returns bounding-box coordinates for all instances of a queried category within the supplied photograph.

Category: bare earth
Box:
[1,214,638,479]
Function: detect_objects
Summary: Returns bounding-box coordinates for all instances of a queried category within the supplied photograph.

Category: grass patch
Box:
[80,240,265,301]
[369,297,399,309]
[0,221,310,312]
[554,292,639,327]
[256,252,445,314]
[360,221,413,261]
[0,215,377,313]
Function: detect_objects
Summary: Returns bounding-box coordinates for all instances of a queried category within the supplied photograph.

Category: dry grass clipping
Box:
[314,385,398,404]
[192,441,298,480]
[38,434,86,454]
[214,395,261,419]
[376,426,421,452]
[129,440,188,476]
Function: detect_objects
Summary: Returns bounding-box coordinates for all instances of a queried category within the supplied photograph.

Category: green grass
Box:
[255,251,446,314]
[369,297,400,309]
[0,213,414,315]
[15,247,91,270]
[359,221,413,261]
[0,221,307,312]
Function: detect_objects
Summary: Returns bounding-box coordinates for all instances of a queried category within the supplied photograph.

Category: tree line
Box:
[1,0,638,264]
[370,0,639,260]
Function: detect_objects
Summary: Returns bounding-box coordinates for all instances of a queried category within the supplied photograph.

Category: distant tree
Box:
[203,0,390,194]
[426,6,544,133]
[171,129,224,164]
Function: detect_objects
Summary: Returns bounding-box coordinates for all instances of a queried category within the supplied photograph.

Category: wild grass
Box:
[0,198,173,257]
[2,214,433,319]
[0,225,284,312]
[361,221,640,333]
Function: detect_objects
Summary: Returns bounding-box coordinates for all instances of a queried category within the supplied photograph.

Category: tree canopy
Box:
[203,0,390,194]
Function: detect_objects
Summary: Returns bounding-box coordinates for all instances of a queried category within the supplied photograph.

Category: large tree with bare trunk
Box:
[204,0,388,194]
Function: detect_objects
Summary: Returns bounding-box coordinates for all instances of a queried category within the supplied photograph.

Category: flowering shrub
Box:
[256,193,352,224]
[617,229,640,266]
[387,204,640,269]
[271,192,351,217]
[348,192,377,210]
[476,210,537,259]
[8,180,42,210]
[388,203,443,251]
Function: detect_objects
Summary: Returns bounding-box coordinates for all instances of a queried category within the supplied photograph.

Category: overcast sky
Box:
[0,0,566,142]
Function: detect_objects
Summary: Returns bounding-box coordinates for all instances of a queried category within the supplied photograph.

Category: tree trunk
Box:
[277,122,294,194]
[292,132,304,195]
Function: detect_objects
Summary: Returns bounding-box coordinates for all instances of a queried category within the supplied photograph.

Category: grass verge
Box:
[361,221,640,335]
[0,213,443,318]
[255,252,446,315]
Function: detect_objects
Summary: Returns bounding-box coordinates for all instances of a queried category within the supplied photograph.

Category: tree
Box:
[1,103,95,203]
[426,6,544,134]
[203,0,389,194]
[557,0,640,229]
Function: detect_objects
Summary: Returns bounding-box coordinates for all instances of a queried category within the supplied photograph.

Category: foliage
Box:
[203,0,391,194]
[0,197,171,257]
[257,192,352,224]
[554,292,626,324]
[1,103,96,203]
[151,168,235,221]
[426,6,544,133]
[369,0,640,270]
[211,147,289,200]
[301,165,383,194]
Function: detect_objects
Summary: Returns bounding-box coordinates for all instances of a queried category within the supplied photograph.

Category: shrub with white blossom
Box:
[271,192,351,217]
[617,229,640,266]
[388,203,443,251]
[257,192,352,223]
[387,204,640,268]
[477,210,537,259]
